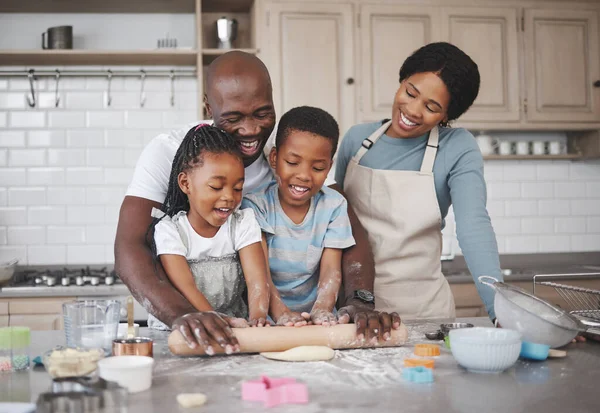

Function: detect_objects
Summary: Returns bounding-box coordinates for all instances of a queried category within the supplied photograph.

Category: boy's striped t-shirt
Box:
[241,181,355,313]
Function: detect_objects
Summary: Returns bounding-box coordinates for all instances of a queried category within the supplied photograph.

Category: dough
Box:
[176,393,207,408]
[260,345,335,362]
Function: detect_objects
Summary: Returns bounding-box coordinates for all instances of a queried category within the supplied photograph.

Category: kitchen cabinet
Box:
[523,9,600,122]
[0,297,71,331]
[261,1,356,134]
[440,7,520,122]
[359,5,441,122]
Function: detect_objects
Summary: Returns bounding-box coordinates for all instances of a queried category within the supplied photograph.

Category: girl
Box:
[147,124,270,343]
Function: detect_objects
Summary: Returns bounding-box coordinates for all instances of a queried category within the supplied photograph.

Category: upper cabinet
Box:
[260,2,356,134]
[359,5,441,121]
[440,7,520,122]
[524,9,600,122]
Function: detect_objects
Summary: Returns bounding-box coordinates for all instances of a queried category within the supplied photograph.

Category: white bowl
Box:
[0,258,18,286]
[97,355,154,393]
[450,327,521,373]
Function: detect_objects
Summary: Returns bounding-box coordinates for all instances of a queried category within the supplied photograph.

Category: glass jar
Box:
[0,327,11,372]
[10,327,30,371]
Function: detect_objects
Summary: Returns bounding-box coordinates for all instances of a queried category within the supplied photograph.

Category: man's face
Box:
[206,74,276,167]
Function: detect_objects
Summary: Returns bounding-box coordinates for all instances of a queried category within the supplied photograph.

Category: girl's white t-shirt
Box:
[154,208,262,259]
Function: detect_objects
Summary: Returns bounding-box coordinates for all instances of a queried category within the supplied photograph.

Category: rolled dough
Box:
[176,393,207,408]
[260,345,335,362]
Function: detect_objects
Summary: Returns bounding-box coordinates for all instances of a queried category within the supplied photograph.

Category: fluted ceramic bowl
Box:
[450,327,521,373]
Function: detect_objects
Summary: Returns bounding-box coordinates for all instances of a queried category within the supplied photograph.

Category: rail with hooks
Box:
[0,68,197,108]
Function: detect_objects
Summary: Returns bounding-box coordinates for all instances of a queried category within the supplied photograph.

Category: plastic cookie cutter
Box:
[404,358,435,369]
[414,343,441,357]
[402,366,434,383]
[242,375,309,408]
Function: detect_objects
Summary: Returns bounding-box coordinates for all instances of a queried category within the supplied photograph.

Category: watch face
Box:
[357,290,374,302]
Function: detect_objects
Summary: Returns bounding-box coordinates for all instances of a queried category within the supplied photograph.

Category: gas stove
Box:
[7,266,120,288]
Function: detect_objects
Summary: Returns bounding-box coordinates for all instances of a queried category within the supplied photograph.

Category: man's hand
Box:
[172,312,248,355]
[337,300,401,344]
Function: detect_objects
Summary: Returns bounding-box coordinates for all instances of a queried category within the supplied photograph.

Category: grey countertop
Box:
[2,317,600,413]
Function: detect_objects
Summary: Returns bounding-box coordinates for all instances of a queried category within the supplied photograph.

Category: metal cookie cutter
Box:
[36,376,128,413]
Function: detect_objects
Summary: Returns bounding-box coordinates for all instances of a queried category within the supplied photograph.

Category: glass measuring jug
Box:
[63,300,121,354]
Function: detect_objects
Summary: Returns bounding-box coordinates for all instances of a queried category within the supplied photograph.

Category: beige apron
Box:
[343,121,455,319]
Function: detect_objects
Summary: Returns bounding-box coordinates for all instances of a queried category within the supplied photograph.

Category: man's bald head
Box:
[204,52,276,167]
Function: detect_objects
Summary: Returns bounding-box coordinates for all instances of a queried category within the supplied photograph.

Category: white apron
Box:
[343,121,455,319]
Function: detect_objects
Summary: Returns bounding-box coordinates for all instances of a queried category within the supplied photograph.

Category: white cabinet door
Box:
[524,9,600,122]
[9,314,63,331]
[262,2,356,135]
[440,7,520,122]
[360,5,441,122]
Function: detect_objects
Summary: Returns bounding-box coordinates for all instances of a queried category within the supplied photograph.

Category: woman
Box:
[335,42,501,320]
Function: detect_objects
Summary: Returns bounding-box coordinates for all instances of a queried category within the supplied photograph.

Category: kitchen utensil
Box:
[216,17,238,49]
[0,258,18,286]
[440,323,474,336]
[476,133,497,156]
[169,323,408,356]
[97,356,154,393]
[520,341,550,361]
[532,141,546,155]
[515,141,529,155]
[126,296,134,339]
[425,330,444,340]
[548,141,565,155]
[479,276,585,348]
[62,300,121,354]
[112,337,153,357]
[498,141,512,155]
[449,327,521,373]
[42,346,104,378]
[42,26,73,50]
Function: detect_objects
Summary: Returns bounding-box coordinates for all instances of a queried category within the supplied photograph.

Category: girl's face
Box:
[388,72,450,139]
[269,131,333,210]
[178,152,245,235]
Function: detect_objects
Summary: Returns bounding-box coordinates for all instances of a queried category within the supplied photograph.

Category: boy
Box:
[242,106,355,326]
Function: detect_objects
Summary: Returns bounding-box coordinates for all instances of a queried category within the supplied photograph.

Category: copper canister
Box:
[112,337,153,357]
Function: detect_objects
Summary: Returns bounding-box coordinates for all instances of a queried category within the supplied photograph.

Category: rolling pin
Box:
[168,323,409,356]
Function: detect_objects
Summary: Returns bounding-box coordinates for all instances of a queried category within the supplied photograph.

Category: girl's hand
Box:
[310,308,337,326]
[276,311,310,327]
[248,316,270,327]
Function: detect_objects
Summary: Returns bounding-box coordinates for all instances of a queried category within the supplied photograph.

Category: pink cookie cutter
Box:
[242,376,309,408]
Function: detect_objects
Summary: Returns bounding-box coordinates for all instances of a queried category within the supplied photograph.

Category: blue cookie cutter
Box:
[402,366,434,383]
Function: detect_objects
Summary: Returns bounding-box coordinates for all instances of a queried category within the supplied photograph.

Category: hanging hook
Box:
[54,69,61,107]
[139,69,146,108]
[106,70,113,107]
[170,70,175,107]
[26,69,36,108]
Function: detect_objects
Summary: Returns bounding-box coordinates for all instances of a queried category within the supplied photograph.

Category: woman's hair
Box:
[275,106,340,158]
[399,42,480,124]
[147,124,242,259]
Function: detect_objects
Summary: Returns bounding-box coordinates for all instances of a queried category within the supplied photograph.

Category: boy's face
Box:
[269,130,333,208]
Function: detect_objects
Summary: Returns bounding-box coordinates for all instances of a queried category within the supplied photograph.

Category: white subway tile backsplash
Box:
[67,206,105,225]
[87,111,125,128]
[487,182,520,199]
[28,206,66,225]
[535,161,570,181]
[586,182,600,198]
[570,161,600,181]
[27,245,67,265]
[86,149,124,167]
[0,168,26,186]
[104,168,133,185]
[67,245,107,264]
[47,187,86,206]
[521,217,554,234]
[105,205,120,223]
[27,168,65,185]
[48,149,86,166]
[554,217,587,234]
[8,149,46,166]
[49,111,86,128]
[0,208,27,225]
[588,217,600,233]
[538,199,570,216]
[554,182,586,198]
[125,111,164,129]
[0,227,6,245]
[482,163,503,182]
[65,92,104,109]
[571,234,600,252]
[8,188,45,206]
[0,80,8,90]
[0,246,26,262]
[9,78,46,91]
[520,182,553,199]
[123,148,143,166]
[37,92,64,109]
[0,150,6,167]
[9,111,45,128]
[163,111,197,129]
[538,235,571,252]
[490,217,520,235]
[503,163,537,182]
[505,235,538,253]
[86,225,116,244]
[86,187,126,205]
[0,112,6,127]
[47,226,85,244]
[571,199,600,216]
[105,130,143,148]
[0,131,26,147]
[67,130,104,147]
[66,168,104,185]
[107,92,139,109]
[28,130,66,147]
[0,189,6,206]
[0,93,26,109]
[7,226,45,245]
[505,200,538,216]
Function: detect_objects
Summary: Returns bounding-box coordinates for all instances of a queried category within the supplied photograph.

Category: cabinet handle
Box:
[594,80,600,88]
[346,78,355,85]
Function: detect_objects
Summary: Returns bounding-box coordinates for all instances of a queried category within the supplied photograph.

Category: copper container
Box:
[112,337,153,357]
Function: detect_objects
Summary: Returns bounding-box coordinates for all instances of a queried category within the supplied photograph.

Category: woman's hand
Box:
[172,311,248,355]
[276,311,310,327]
[310,308,337,326]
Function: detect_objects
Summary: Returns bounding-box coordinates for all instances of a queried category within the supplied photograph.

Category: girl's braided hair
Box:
[147,124,243,260]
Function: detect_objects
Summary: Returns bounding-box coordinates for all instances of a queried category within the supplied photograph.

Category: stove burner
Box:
[61,277,70,286]
[105,275,114,286]
[89,277,100,286]
[75,276,84,286]
[8,266,120,288]
[46,276,56,287]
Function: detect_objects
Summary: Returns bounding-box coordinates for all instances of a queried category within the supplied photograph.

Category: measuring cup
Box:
[62,300,121,354]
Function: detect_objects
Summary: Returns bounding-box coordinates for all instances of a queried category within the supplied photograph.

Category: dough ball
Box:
[260,345,335,362]
[176,393,207,408]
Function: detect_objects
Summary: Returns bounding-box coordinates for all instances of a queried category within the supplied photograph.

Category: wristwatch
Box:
[351,289,375,305]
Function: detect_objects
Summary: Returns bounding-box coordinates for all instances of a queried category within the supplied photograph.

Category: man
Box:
[114,51,400,354]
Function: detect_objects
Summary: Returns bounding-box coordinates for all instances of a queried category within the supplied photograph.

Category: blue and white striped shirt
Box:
[242,181,355,312]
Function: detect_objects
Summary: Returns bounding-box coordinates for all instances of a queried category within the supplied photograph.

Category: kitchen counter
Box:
[0,284,131,298]
[3,317,599,413]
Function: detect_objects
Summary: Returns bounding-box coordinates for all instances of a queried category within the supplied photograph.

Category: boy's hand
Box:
[248,316,270,327]
[310,308,337,326]
[276,311,310,327]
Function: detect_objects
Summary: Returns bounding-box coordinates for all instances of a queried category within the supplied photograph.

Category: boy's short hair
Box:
[275,106,339,158]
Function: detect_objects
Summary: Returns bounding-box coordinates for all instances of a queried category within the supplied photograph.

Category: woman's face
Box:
[388,72,450,139]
